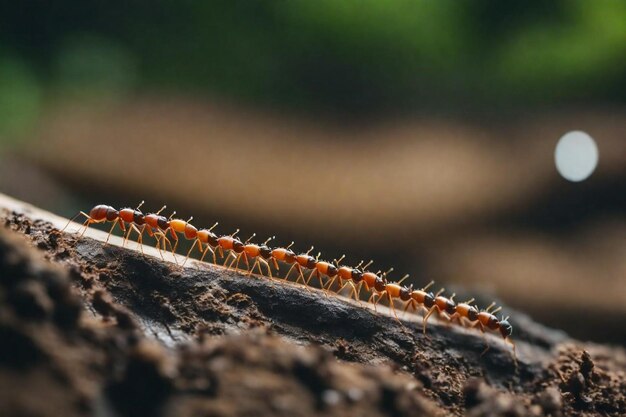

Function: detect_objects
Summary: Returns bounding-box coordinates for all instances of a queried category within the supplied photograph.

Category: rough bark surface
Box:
[0,193,624,417]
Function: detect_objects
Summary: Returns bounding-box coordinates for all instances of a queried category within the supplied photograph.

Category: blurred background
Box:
[0,2,624,344]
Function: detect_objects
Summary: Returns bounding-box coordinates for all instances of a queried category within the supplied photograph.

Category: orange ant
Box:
[62,204,121,242]
[365,268,392,306]
[305,253,344,293]
[369,271,410,321]
[448,297,478,327]
[270,242,297,273]
[466,302,517,363]
[402,280,435,315]
[181,221,219,266]
[125,204,176,259]
[190,222,220,264]
[349,260,376,299]
[215,229,245,266]
[227,234,275,278]
[164,213,202,265]
[421,288,457,334]
[325,259,365,301]
[285,246,317,285]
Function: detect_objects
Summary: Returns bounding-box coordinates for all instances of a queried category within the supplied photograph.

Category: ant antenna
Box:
[422,280,435,291]
[156,205,167,215]
[398,274,410,285]
[209,222,219,231]
[245,233,256,243]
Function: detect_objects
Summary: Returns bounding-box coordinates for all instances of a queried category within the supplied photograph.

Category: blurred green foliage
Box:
[0,55,41,143]
[1,0,626,117]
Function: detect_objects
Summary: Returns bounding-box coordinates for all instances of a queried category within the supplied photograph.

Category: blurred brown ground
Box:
[3,96,625,344]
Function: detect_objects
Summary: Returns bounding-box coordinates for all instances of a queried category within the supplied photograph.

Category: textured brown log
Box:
[0,192,624,417]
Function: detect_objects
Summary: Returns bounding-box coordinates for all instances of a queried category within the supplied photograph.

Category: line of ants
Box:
[64,202,516,362]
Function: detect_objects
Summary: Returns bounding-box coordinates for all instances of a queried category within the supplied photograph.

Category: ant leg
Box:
[234,252,248,272]
[295,266,308,286]
[271,258,280,273]
[259,259,273,279]
[285,263,298,281]
[372,291,385,307]
[249,257,260,277]
[80,215,107,238]
[199,245,216,264]
[134,225,146,254]
[104,218,121,244]
[241,253,251,273]
[224,251,237,268]
[403,299,416,314]
[123,223,135,247]
[311,270,325,290]
[325,276,337,292]
[304,268,314,285]
[507,339,518,370]
[335,280,348,295]
[367,292,380,311]
[150,230,166,261]
[171,236,179,255]
[385,293,401,322]
[337,281,359,303]
[347,281,362,304]
[182,239,199,267]
[61,211,90,233]
[448,312,461,326]
[422,306,439,335]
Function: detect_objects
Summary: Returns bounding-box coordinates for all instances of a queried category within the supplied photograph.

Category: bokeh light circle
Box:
[555,131,599,182]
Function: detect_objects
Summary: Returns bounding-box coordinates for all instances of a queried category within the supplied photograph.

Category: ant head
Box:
[305,255,317,269]
[444,298,456,315]
[487,314,500,330]
[399,284,413,301]
[499,317,513,338]
[232,238,245,253]
[133,210,146,225]
[374,275,386,292]
[259,245,272,259]
[423,292,435,308]
[467,305,479,321]
[156,215,170,230]
[351,268,363,283]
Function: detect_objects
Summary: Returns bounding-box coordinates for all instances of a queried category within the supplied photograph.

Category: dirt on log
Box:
[0,193,624,417]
